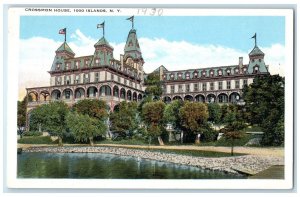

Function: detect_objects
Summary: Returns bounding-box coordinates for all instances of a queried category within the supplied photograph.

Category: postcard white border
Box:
[5,7,294,190]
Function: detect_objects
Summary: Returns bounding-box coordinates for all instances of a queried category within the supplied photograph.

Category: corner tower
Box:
[91,36,114,66]
[247,33,269,74]
[50,42,75,71]
[124,17,144,81]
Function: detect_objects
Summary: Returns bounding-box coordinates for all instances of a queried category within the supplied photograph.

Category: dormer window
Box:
[218,70,222,76]
[253,66,259,74]
[210,70,214,77]
[202,71,206,77]
[186,73,190,79]
[56,64,61,71]
[243,67,247,73]
[235,68,239,74]
[226,69,231,76]
[85,59,89,67]
[163,75,166,80]
[170,74,174,80]
[193,71,198,78]
[95,59,100,64]
[259,59,262,62]
[178,73,182,79]
[252,59,255,62]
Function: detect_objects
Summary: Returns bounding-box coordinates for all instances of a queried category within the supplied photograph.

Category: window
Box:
[95,73,99,82]
[235,80,240,89]
[171,85,175,94]
[56,64,61,71]
[202,71,206,77]
[124,79,127,85]
[95,59,100,64]
[64,76,70,85]
[235,68,239,74]
[56,77,61,85]
[226,69,231,76]
[227,81,231,89]
[254,66,259,74]
[193,71,198,78]
[186,84,190,92]
[178,85,183,92]
[65,63,70,70]
[118,76,121,83]
[75,61,79,69]
[218,81,223,90]
[111,74,114,81]
[243,79,248,87]
[194,83,198,92]
[129,81,133,87]
[210,70,214,77]
[65,90,70,99]
[163,75,166,80]
[75,75,80,84]
[84,73,89,83]
[178,73,182,79]
[218,70,222,76]
[202,83,207,91]
[170,74,174,80]
[210,82,214,90]
[186,73,190,80]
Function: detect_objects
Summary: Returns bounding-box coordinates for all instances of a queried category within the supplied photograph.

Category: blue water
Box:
[17,152,244,179]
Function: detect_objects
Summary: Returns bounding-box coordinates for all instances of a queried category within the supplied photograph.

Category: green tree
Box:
[144,71,163,98]
[72,99,108,121]
[66,112,106,146]
[110,102,138,138]
[243,75,284,146]
[207,103,222,128]
[222,109,246,155]
[141,101,166,145]
[17,96,28,138]
[179,102,210,143]
[163,100,184,136]
[29,101,69,146]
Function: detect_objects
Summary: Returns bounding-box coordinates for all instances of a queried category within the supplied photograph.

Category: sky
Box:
[18,15,285,100]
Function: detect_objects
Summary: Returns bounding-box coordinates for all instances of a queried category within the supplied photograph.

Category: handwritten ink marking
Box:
[137,8,163,16]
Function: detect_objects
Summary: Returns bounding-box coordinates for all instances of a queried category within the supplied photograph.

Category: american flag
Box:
[59,28,66,34]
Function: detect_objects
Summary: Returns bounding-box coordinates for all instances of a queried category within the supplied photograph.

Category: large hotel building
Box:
[26,19,270,124]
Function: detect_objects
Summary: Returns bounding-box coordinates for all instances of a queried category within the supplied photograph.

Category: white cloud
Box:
[19,30,285,100]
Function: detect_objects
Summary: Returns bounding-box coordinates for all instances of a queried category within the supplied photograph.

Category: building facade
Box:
[26,27,145,115]
[160,43,269,104]
[26,21,270,128]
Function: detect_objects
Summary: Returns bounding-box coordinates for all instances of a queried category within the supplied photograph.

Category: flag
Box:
[97,22,105,29]
[251,33,256,39]
[59,28,66,34]
[126,16,134,22]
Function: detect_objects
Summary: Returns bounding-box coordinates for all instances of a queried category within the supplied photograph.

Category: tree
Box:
[72,99,108,121]
[163,100,184,140]
[222,109,246,155]
[243,75,284,146]
[144,71,163,98]
[207,103,222,128]
[141,101,166,145]
[110,102,138,138]
[179,102,210,143]
[17,96,27,138]
[66,112,106,146]
[29,101,69,146]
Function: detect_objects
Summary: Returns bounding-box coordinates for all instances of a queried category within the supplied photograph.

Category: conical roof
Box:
[94,37,113,49]
[249,46,264,56]
[124,29,142,57]
[56,42,75,55]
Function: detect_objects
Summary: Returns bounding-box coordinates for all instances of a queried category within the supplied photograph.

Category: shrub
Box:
[18,136,57,144]
[23,131,42,137]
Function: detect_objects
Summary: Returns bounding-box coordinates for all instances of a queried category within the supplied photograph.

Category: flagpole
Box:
[64,28,66,42]
[103,24,105,37]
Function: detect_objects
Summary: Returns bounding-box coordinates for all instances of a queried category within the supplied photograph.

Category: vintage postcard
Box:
[5,6,294,190]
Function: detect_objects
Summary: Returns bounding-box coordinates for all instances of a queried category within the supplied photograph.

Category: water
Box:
[18,152,244,179]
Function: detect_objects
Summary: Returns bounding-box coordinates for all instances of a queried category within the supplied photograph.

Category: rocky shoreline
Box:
[23,146,284,176]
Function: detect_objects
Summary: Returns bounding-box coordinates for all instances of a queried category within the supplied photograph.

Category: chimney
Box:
[120,54,124,69]
[239,57,243,67]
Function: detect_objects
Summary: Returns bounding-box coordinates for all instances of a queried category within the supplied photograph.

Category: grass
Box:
[95,138,153,146]
[18,136,57,144]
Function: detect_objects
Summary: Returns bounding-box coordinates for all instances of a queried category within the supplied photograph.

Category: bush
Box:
[215,133,252,146]
[18,136,57,144]
[23,131,42,136]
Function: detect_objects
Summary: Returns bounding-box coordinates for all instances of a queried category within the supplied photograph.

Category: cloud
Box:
[18,30,285,100]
